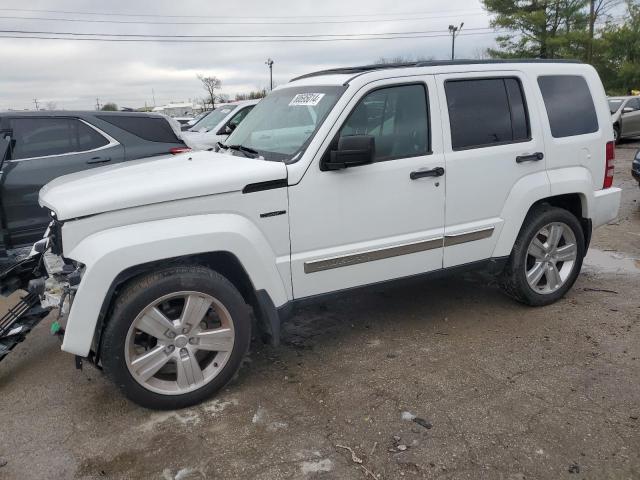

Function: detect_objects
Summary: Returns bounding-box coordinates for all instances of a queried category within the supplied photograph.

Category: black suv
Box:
[0,111,189,256]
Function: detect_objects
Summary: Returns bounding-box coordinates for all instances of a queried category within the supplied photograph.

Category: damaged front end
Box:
[0,219,82,362]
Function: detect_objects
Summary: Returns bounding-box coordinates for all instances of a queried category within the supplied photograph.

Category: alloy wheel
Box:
[124,291,235,395]
[525,222,578,295]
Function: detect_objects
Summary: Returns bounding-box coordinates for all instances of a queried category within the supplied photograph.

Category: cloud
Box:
[0,0,495,110]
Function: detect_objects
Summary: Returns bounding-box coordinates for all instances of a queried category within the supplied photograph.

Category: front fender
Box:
[61,214,289,356]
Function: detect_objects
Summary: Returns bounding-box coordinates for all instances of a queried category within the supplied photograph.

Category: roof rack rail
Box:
[290,58,582,82]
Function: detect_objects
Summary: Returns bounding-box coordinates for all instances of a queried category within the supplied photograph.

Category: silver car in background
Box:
[609,96,640,142]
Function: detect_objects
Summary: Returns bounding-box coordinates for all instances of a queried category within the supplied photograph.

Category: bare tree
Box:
[197,74,222,110]
[45,101,57,110]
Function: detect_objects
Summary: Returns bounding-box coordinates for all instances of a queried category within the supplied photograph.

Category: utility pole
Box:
[95,98,101,110]
[588,0,595,63]
[448,22,464,60]
[152,88,156,107]
[265,58,274,91]
[32,98,39,110]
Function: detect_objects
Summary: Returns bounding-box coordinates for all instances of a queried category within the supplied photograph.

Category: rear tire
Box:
[500,206,585,306]
[613,125,620,144]
[101,265,251,409]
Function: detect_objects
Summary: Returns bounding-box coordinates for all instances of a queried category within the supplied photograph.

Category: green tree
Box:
[594,1,640,92]
[483,0,590,58]
[101,102,118,111]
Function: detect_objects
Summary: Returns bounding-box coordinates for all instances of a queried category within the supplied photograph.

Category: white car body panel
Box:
[63,208,291,357]
[37,61,621,358]
[39,150,286,220]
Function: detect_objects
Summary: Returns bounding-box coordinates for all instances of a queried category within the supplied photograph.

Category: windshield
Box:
[189,105,237,132]
[224,85,346,162]
[608,99,623,114]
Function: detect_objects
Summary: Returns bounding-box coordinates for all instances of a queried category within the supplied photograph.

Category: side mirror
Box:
[622,106,635,114]
[322,135,375,171]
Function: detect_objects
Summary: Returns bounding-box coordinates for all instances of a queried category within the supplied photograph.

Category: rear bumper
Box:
[591,187,622,229]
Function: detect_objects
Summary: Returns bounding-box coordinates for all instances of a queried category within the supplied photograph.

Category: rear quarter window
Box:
[537,75,599,138]
[97,115,181,143]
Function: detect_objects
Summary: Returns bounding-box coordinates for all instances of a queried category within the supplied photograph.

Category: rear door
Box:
[436,71,546,267]
[0,116,124,247]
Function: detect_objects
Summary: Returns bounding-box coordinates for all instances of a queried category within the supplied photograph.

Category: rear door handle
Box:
[516,152,544,163]
[410,166,445,180]
[86,157,111,165]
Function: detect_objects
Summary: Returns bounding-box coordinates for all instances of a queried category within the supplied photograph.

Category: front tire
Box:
[500,206,585,306]
[101,266,251,409]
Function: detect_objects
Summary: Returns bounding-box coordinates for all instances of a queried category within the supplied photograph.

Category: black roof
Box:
[290,59,583,82]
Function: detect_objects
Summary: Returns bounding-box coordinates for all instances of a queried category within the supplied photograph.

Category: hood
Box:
[39,150,287,220]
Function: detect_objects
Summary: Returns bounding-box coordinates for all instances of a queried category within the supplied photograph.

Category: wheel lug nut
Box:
[180,348,188,355]
[167,331,176,339]
[189,338,197,345]
[166,345,175,353]
[182,328,189,334]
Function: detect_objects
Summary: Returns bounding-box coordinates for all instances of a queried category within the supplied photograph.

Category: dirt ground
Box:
[0,141,639,480]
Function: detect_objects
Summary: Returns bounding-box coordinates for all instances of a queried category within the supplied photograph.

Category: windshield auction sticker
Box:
[289,93,325,106]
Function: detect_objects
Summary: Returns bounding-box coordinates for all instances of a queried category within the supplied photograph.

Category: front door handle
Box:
[516,152,544,163]
[86,157,111,165]
[410,166,444,180]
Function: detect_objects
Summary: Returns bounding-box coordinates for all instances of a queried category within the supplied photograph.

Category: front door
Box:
[289,77,446,299]
[0,116,124,247]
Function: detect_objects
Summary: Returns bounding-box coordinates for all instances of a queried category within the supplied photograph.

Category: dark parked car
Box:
[0,111,190,256]
[632,149,640,188]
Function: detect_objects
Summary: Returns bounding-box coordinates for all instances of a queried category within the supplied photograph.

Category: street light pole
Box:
[265,58,274,91]
[448,22,464,60]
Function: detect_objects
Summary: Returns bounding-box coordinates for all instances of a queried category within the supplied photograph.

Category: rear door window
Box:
[445,77,530,150]
[9,118,109,160]
[537,75,598,138]
[97,115,181,143]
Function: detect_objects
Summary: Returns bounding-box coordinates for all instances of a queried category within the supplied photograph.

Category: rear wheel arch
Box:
[523,193,591,249]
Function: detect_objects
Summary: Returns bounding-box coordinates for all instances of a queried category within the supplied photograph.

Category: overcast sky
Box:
[0,0,497,110]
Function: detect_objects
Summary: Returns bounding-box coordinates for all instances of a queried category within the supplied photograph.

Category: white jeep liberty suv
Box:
[27,60,621,408]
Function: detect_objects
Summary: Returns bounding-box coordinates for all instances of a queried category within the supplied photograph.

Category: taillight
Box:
[603,141,615,188]
[169,147,191,155]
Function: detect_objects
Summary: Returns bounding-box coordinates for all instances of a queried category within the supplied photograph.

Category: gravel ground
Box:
[0,141,638,480]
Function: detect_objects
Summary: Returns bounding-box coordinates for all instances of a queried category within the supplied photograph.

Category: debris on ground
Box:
[401,411,416,421]
[583,287,619,294]
[0,459,7,468]
[412,417,433,429]
[335,444,379,479]
[568,463,580,474]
